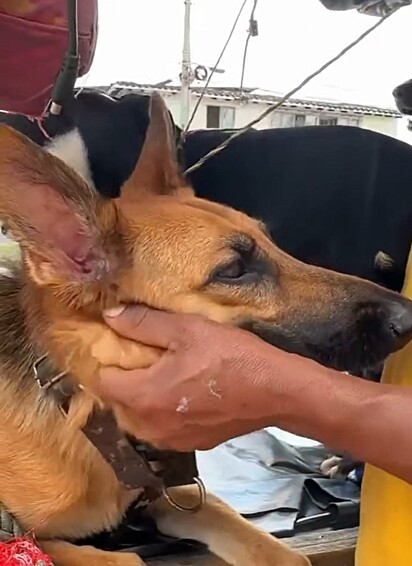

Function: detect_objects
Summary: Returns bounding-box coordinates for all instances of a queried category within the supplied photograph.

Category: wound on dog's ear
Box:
[0,125,117,284]
[120,92,189,200]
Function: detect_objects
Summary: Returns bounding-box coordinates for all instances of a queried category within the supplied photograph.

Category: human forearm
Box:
[101,305,412,478]
[254,347,412,483]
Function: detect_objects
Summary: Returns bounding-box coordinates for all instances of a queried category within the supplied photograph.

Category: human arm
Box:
[99,304,412,484]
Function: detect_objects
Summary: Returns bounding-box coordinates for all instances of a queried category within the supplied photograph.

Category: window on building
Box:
[336,117,361,127]
[271,113,294,128]
[349,117,360,127]
[220,107,235,128]
[304,115,318,126]
[206,105,236,129]
[271,112,307,128]
[272,112,361,129]
[319,117,338,126]
[294,114,306,127]
[206,106,220,128]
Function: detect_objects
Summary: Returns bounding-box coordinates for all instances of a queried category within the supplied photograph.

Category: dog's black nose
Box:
[386,297,412,343]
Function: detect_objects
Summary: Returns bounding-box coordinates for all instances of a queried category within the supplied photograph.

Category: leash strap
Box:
[26,116,52,141]
[82,410,163,492]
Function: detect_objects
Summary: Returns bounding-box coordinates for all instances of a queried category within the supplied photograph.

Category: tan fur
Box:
[148,485,306,565]
[0,92,404,566]
[41,540,147,566]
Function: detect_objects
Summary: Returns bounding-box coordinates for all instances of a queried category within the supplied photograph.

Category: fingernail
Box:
[104,305,126,318]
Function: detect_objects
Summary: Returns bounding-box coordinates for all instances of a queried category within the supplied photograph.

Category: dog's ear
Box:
[120,92,192,201]
[0,125,119,287]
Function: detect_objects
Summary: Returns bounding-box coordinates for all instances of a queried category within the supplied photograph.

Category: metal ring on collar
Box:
[162,477,206,513]
[33,355,68,390]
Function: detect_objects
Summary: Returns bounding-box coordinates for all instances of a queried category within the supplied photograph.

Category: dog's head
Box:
[393,78,412,115]
[0,93,412,375]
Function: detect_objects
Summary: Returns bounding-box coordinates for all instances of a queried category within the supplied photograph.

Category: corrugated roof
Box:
[99,82,401,118]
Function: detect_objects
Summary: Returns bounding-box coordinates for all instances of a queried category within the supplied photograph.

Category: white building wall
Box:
[160,91,402,141]
[360,115,398,138]
[392,117,411,145]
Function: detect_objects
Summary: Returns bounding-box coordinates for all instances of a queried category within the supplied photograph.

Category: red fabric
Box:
[0,0,98,116]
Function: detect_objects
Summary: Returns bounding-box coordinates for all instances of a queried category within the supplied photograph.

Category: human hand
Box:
[99,304,286,451]
[99,306,412,486]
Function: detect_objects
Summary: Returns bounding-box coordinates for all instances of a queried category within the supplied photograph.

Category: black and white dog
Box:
[2,88,412,295]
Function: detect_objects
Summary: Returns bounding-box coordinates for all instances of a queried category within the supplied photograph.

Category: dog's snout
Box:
[240,280,412,375]
[386,298,412,342]
[355,292,412,362]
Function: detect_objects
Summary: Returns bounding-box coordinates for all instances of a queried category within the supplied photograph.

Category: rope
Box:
[184,7,400,176]
[0,506,57,565]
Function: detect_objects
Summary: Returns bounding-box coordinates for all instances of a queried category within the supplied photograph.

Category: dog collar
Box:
[32,354,205,512]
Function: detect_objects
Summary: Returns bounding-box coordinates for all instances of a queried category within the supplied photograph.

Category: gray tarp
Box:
[198,429,360,537]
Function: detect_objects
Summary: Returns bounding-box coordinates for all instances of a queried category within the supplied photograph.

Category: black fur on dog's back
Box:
[2,90,412,294]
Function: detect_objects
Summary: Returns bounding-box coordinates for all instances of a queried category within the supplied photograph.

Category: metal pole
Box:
[180,0,192,129]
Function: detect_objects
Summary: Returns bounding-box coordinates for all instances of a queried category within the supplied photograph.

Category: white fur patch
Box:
[45,129,94,188]
[374,250,395,271]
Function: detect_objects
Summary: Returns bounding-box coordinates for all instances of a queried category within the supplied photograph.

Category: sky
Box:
[82,0,412,109]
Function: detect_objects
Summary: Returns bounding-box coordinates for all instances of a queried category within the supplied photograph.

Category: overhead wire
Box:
[240,0,259,93]
[179,0,250,148]
[184,6,401,175]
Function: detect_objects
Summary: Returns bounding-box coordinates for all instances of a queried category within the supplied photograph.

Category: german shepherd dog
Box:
[0,93,411,566]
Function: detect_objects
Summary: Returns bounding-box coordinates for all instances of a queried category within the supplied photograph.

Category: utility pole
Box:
[180,0,193,129]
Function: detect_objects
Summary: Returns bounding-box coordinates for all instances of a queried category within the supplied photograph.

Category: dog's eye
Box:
[214,259,247,281]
